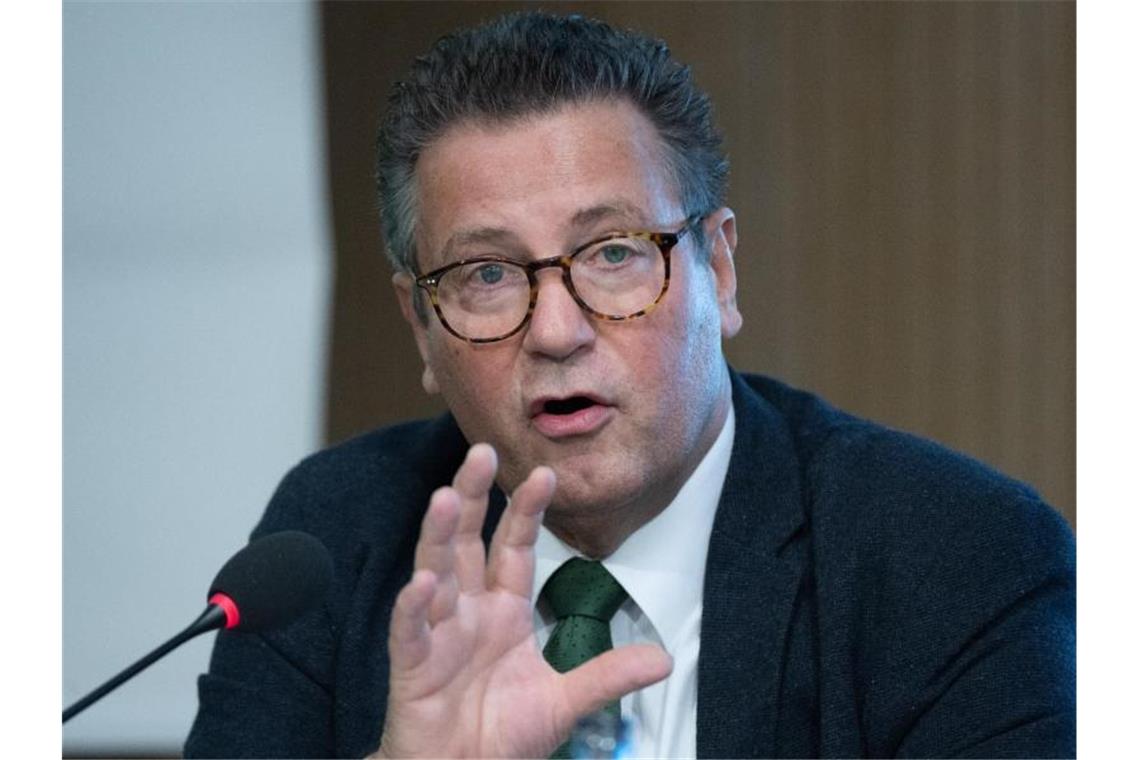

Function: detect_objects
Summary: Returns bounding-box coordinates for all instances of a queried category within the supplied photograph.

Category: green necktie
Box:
[541,558,629,758]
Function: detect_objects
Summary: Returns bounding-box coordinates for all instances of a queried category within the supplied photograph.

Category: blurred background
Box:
[63,1,1074,756]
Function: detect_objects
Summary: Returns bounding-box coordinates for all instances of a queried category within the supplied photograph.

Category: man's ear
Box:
[703,207,743,339]
[392,272,440,395]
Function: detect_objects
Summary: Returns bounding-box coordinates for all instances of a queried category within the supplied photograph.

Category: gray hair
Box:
[375,11,729,276]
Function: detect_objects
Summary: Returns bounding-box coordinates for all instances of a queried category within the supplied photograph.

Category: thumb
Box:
[557,644,673,722]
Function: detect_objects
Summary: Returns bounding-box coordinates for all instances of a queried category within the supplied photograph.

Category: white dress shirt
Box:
[531,405,735,759]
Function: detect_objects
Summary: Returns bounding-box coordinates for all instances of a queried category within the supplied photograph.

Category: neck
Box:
[544,505,650,559]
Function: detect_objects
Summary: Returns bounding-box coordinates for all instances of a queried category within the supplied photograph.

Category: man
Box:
[185,11,1074,759]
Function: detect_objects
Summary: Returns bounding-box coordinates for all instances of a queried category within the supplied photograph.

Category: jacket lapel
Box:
[697,371,807,758]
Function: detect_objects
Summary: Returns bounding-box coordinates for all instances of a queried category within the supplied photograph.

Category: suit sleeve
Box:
[868,491,1076,759]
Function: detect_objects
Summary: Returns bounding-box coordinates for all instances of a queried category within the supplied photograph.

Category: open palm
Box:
[373,444,672,758]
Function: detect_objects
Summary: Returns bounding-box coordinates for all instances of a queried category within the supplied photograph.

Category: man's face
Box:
[394,99,741,535]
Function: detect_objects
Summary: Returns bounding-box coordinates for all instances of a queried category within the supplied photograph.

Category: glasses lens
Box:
[435,260,532,340]
[570,235,667,318]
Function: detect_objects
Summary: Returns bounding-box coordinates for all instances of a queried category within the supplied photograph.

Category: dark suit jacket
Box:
[185,370,1075,758]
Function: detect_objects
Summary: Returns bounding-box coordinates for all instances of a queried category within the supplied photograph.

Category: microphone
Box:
[63,530,333,724]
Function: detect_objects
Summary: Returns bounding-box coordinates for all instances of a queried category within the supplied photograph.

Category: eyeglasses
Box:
[414,217,700,343]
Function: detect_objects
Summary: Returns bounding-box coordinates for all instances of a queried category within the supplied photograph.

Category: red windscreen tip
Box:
[208,592,241,629]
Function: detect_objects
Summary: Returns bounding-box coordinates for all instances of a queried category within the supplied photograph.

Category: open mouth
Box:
[530,394,613,437]
[542,396,598,416]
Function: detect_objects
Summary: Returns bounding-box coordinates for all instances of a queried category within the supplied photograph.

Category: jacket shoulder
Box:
[250,413,468,562]
[738,372,1075,756]
[741,372,1065,535]
[739,370,1074,625]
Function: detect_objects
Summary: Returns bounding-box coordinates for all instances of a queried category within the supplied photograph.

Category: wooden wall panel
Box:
[320,1,1075,525]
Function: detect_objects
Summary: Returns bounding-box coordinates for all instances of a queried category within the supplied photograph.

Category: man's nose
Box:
[521,269,596,359]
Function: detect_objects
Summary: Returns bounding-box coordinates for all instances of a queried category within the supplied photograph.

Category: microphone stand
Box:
[63,605,226,724]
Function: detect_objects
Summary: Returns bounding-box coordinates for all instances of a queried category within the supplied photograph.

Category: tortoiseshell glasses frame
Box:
[413,216,702,344]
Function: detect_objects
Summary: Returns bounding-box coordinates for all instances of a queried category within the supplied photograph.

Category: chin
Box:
[546,460,645,516]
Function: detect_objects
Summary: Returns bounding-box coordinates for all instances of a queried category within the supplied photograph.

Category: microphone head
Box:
[207,530,333,633]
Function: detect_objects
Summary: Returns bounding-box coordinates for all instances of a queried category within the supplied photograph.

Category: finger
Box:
[413,487,460,625]
[387,569,437,674]
[451,443,498,592]
[486,466,555,597]
[557,644,673,722]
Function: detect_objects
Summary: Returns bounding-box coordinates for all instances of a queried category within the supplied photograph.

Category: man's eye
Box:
[600,245,631,265]
[475,264,504,284]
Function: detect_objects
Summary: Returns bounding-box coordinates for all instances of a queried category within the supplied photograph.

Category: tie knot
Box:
[541,558,628,622]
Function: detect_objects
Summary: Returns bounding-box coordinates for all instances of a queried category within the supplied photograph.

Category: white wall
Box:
[63,2,331,753]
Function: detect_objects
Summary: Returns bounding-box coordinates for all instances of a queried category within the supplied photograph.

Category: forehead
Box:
[414,99,682,265]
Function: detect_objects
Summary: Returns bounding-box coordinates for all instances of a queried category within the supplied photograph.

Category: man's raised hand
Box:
[372,444,672,758]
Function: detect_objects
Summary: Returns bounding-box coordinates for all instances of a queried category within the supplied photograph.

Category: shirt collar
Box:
[532,404,735,649]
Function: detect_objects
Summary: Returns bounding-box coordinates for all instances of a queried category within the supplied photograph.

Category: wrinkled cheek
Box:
[430,343,524,456]
[432,339,495,398]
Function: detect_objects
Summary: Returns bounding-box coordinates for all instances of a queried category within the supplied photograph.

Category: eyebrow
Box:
[569,201,650,229]
[436,200,652,263]
[439,227,522,263]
